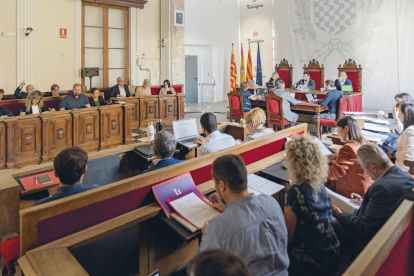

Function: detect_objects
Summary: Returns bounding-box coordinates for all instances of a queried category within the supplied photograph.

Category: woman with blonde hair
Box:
[284,135,340,275]
[243,107,274,141]
[20,90,51,115]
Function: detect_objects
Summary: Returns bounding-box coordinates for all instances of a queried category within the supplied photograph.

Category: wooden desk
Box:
[111,96,140,129]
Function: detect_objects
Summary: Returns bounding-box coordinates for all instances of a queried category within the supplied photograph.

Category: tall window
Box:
[82,2,129,89]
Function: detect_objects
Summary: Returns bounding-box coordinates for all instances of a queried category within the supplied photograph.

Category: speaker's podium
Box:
[200,83,216,114]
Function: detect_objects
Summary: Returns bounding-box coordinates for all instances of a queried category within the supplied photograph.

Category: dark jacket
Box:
[89,96,107,107]
[14,87,28,99]
[34,182,99,206]
[110,84,131,98]
[337,165,414,244]
[0,106,14,117]
[267,77,281,88]
[21,105,46,115]
[335,79,353,91]
[319,89,342,114]
[295,79,316,90]
[141,158,184,174]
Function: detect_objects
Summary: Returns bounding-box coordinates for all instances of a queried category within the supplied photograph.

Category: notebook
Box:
[325,187,360,213]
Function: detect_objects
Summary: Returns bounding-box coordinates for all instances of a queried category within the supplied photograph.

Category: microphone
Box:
[207,73,216,85]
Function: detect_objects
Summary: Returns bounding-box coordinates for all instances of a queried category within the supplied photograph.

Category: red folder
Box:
[19,171,60,191]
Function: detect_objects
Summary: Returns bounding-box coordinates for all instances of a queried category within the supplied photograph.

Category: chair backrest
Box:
[338,59,363,92]
[150,85,183,95]
[275,59,293,88]
[303,59,324,90]
[227,90,244,118]
[338,94,351,119]
[265,93,284,125]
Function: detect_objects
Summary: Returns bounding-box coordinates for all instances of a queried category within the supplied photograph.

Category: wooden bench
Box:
[1,124,307,274]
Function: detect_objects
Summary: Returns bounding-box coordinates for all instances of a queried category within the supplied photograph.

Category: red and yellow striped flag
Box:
[246,43,253,83]
[240,43,245,83]
[230,44,238,91]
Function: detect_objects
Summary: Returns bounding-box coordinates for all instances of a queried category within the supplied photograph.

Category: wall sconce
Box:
[161,38,168,48]
[25,27,33,36]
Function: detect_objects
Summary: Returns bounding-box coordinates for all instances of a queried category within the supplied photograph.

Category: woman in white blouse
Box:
[388,102,414,171]
[20,90,48,115]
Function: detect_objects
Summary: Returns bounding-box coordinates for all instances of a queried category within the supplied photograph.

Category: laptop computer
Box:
[305,93,315,103]
[342,85,353,93]
[173,118,199,148]
[266,82,275,89]
[257,88,268,97]
[133,144,154,158]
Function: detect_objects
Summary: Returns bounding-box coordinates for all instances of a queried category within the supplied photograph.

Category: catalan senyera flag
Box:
[246,43,253,83]
[240,43,245,83]
[230,44,238,91]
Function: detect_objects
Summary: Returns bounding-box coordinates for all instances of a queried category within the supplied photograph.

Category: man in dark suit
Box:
[110,77,131,98]
[334,71,353,91]
[314,79,342,133]
[14,80,35,99]
[332,144,414,252]
[293,72,315,90]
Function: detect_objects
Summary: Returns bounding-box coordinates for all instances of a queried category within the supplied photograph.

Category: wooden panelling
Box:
[100,105,124,149]
[159,95,178,125]
[123,104,133,145]
[177,94,185,120]
[73,108,100,152]
[139,96,159,127]
[0,120,6,169]
[111,97,140,129]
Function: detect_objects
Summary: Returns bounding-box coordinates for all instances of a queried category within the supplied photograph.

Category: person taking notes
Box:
[293,72,315,90]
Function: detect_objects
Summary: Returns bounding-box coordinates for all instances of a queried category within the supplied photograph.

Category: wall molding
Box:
[160,0,171,81]
[129,7,137,85]
[75,0,82,83]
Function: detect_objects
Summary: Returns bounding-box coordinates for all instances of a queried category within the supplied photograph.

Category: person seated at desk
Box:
[272,80,299,124]
[335,71,352,91]
[200,154,289,276]
[110,77,131,98]
[158,79,176,95]
[0,89,14,117]
[50,84,60,97]
[292,72,315,90]
[327,117,374,198]
[284,135,340,275]
[188,249,251,276]
[267,71,281,88]
[14,80,35,99]
[136,79,151,97]
[332,144,414,253]
[194,112,236,156]
[314,79,342,134]
[59,83,91,110]
[238,81,257,112]
[244,107,274,142]
[377,93,414,119]
[141,131,184,174]
[34,147,100,206]
[89,87,110,107]
[380,101,405,154]
[20,90,53,115]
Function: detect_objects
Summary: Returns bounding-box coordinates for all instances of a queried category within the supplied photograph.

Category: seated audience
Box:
[188,249,251,276]
[194,112,236,155]
[327,117,374,197]
[136,79,151,96]
[81,84,87,95]
[388,102,414,171]
[158,79,176,95]
[141,131,183,173]
[334,71,352,91]
[51,84,60,97]
[0,89,14,117]
[332,144,414,252]
[20,90,51,115]
[14,80,35,99]
[267,71,281,88]
[34,147,99,206]
[238,81,257,112]
[272,80,299,124]
[284,135,340,275]
[200,154,289,276]
[89,87,108,107]
[378,92,414,119]
[293,72,315,90]
[110,77,131,98]
[244,108,274,142]
[380,101,405,154]
[59,83,91,110]
[314,79,342,133]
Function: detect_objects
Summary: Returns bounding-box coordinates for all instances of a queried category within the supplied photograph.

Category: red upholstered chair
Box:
[338,59,363,92]
[0,237,20,274]
[265,93,294,131]
[319,95,350,137]
[228,89,245,122]
[303,59,324,90]
[275,59,293,88]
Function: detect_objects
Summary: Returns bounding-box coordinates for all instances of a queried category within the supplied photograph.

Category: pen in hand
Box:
[35,176,38,186]
[352,195,362,199]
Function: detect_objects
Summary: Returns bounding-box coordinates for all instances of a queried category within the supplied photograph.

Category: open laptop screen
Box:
[173,118,199,140]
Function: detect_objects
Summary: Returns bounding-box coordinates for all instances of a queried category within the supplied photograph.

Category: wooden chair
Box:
[265,93,294,131]
[228,89,244,122]
[319,95,351,136]
[303,59,324,90]
[275,59,294,88]
[338,59,363,92]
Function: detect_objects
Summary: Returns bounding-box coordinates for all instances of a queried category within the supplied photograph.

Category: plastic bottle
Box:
[149,122,154,142]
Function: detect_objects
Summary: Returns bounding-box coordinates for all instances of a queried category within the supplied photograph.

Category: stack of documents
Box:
[247,174,285,196]
[363,122,390,133]
[352,116,390,125]
[361,130,388,144]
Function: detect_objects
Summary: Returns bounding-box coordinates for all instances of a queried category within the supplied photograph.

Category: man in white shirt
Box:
[194,113,236,156]
[110,77,131,98]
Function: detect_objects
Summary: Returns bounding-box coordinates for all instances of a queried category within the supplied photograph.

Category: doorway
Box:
[185,55,198,103]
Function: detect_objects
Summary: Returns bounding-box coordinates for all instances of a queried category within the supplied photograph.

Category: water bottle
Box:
[149,122,154,142]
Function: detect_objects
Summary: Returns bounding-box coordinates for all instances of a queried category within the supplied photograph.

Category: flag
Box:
[246,43,253,83]
[240,43,245,83]
[256,42,263,86]
[230,43,238,91]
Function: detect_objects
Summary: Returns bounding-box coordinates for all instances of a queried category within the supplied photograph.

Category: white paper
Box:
[247,174,285,195]
[361,130,388,140]
[248,187,262,196]
[363,122,390,133]
[343,111,364,115]
[352,116,390,125]
[325,187,360,213]
[169,192,221,229]
[312,137,334,155]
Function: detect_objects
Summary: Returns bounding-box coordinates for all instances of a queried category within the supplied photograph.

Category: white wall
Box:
[185,0,239,103]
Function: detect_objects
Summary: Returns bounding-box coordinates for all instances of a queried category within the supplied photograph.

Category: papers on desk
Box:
[312,137,334,155]
[344,111,364,115]
[361,130,388,144]
[247,174,285,195]
[326,187,360,214]
[352,116,390,125]
[363,122,390,133]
